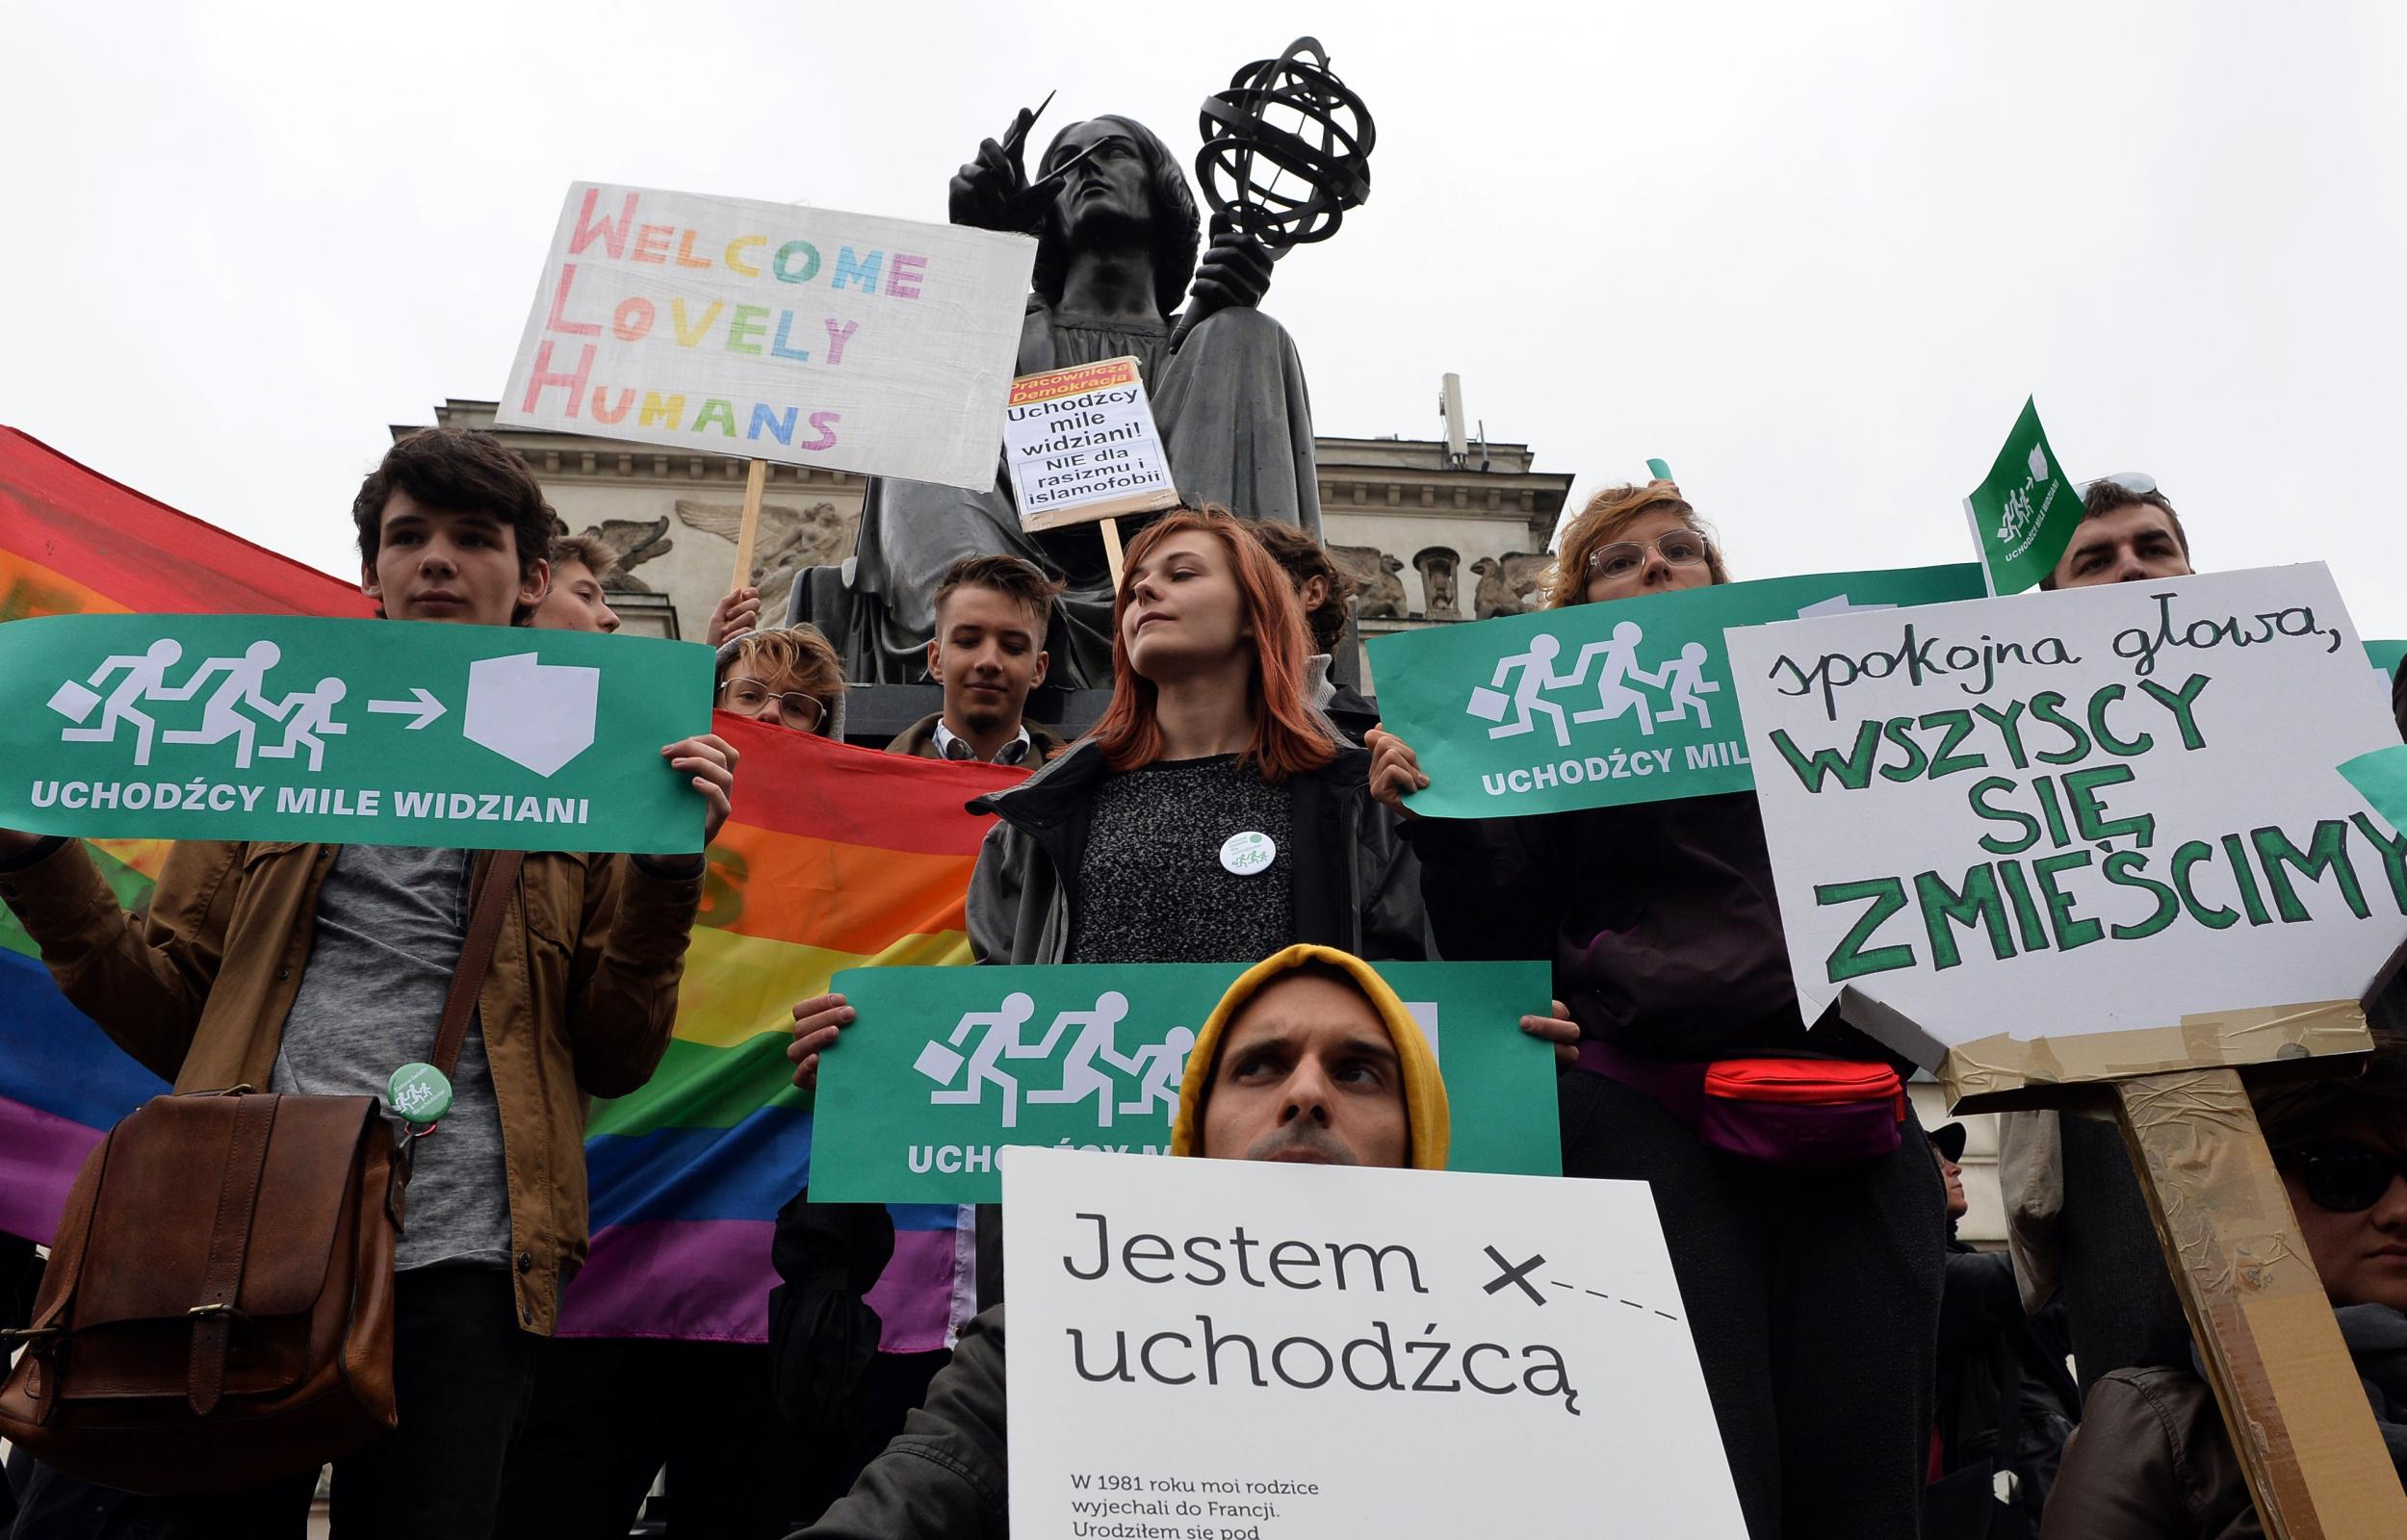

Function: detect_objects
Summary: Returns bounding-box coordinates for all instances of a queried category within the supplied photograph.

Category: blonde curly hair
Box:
[1540,480,1731,609]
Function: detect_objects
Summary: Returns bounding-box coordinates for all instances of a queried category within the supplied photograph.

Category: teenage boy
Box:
[885,554,1066,766]
[0,425,736,1536]
[531,530,623,633]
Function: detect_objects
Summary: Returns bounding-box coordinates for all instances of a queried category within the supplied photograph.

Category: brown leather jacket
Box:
[2040,1366,2258,1539]
[0,836,702,1334]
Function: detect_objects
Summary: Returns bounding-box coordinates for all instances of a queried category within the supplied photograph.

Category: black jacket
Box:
[791,1305,1010,1539]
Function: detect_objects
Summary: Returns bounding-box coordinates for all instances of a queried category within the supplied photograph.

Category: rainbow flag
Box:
[559,718,1021,1346]
[0,425,373,1245]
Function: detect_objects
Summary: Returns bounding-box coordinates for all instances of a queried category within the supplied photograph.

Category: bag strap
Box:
[427,851,525,1079]
[187,1092,278,1415]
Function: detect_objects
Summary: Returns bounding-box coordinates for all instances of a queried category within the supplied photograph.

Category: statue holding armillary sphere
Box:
[811,38,1376,685]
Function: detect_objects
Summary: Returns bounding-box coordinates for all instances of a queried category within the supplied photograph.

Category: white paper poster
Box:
[1724,563,2406,1065]
[1002,357,1181,530]
[1003,1146,1747,1539]
[497,183,1035,490]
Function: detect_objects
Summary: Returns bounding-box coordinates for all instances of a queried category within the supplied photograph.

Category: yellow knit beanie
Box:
[1168,943,1450,1169]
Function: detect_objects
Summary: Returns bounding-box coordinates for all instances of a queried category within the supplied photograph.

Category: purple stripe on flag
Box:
[868,1224,963,1353]
[0,1094,103,1245]
[556,1219,777,1343]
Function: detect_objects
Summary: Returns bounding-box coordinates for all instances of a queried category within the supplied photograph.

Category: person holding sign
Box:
[788,942,1450,1540]
[1365,480,1946,1540]
[2039,1037,2407,1535]
[0,426,736,1536]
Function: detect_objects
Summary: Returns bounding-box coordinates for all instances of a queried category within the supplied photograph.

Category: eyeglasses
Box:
[2077,472,2158,499]
[2277,1141,2407,1213]
[1586,530,1711,578]
[717,678,826,732]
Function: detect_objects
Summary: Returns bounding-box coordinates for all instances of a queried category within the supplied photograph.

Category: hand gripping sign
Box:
[3,614,712,853]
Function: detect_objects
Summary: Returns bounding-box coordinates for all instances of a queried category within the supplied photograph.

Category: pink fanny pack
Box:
[1576,1039,1905,1167]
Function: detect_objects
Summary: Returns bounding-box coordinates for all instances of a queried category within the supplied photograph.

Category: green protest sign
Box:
[2368,639,2407,680]
[0,613,712,853]
[1365,564,1982,821]
[1962,396,2083,595]
[808,961,1560,1203]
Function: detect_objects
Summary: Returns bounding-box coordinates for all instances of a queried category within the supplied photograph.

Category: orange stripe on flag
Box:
[703,824,976,957]
[0,549,130,622]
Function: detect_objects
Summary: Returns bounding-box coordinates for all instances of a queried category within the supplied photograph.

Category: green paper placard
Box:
[1962,396,2083,596]
[809,961,1561,1204]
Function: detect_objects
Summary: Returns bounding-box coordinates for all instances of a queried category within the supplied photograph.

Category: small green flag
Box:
[1963,398,2083,596]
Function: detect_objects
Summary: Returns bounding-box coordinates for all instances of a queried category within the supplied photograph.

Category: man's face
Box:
[927,586,1048,735]
[2050,502,2193,589]
[531,558,620,633]
[1049,121,1152,240]
[1200,972,1411,1170]
[364,490,544,628]
[1931,1142,1969,1221]
[2281,1110,2407,1311]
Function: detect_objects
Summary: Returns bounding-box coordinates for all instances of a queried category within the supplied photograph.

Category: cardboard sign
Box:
[497,183,1035,491]
[808,961,1559,1204]
[1365,564,1982,820]
[1963,397,2083,595]
[0,614,712,853]
[1003,1148,1747,1539]
[1004,357,1182,530]
[1725,565,2402,1099]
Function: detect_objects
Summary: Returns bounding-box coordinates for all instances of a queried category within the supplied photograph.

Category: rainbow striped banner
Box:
[559,719,1022,1346]
[0,425,371,1245]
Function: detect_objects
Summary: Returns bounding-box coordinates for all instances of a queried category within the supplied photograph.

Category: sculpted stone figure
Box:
[816,108,1326,685]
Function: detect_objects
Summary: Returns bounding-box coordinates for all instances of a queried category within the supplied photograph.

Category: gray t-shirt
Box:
[1067,755,1294,964]
[270,844,511,1270]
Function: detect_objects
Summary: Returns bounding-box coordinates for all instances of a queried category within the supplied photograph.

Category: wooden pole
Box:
[731,459,768,592]
[2113,1067,2407,1538]
[1098,516,1126,591]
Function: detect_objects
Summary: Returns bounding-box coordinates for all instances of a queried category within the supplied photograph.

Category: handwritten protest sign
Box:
[1963,397,2083,595]
[1365,564,1981,819]
[1004,1148,1747,1539]
[1725,565,2402,1097]
[496,183,1035,491]
[1004,357,1181,531]
[0,614,711,853]
[809,961,1557,1204]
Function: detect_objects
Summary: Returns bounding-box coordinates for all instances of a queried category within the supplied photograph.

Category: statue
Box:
[815,44,1373,685]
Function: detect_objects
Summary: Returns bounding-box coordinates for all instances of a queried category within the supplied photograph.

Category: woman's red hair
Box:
[1087,506,1337,783]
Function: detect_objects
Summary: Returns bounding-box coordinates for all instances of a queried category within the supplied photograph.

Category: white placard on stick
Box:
[1004,357,1182,530]
[1725,563,2405,1081]
[497,183,1035,491]
[1003,1146,1747,1539]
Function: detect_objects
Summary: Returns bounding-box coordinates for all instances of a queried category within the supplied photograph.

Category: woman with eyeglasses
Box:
[714,626,847,738]
[1366,480,1947,1540]
[2040,1040,2407,1536]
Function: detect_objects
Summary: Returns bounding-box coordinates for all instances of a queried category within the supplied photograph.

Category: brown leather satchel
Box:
[0,850,525,1495]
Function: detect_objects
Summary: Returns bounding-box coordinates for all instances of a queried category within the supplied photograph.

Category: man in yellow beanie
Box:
[789,943,1471,1539]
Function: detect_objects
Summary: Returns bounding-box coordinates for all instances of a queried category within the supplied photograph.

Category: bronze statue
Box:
[815,55,1369,685]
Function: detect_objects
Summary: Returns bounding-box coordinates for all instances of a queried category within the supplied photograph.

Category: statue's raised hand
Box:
[949,106,1040,232]
[1186,214,1275,314]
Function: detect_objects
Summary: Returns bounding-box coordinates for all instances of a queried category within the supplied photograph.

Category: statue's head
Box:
[1030,115,1202,321]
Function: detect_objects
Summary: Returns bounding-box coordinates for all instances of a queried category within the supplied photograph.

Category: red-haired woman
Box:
[1367,481,1946,1540]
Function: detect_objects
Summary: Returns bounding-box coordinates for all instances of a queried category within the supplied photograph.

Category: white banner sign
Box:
[497,183,1035,490]
[1004,357,1181,530]
[1003,1147,1746,1539]
[1725,564,2406,1065]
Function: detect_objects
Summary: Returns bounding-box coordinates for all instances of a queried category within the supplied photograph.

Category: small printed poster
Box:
[1003,357,1182,530]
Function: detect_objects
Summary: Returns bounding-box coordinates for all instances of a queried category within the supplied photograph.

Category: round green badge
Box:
[387,1063,453,1126]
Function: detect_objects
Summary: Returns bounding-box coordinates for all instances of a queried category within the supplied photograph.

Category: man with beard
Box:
[784,943,1449,1539]
[818,107,1327,686]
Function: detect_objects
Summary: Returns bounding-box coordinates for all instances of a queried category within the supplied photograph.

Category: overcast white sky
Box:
[8,2,2405,632]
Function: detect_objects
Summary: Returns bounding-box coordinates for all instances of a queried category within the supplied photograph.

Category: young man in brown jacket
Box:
[0,426,737,1537]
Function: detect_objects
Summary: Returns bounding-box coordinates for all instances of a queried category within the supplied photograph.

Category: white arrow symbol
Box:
[366,688,446,731]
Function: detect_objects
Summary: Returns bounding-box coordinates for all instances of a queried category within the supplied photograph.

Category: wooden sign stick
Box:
[2113,1066,2407,1539]
[731,459,768,592]
[1098,516,1126,591]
